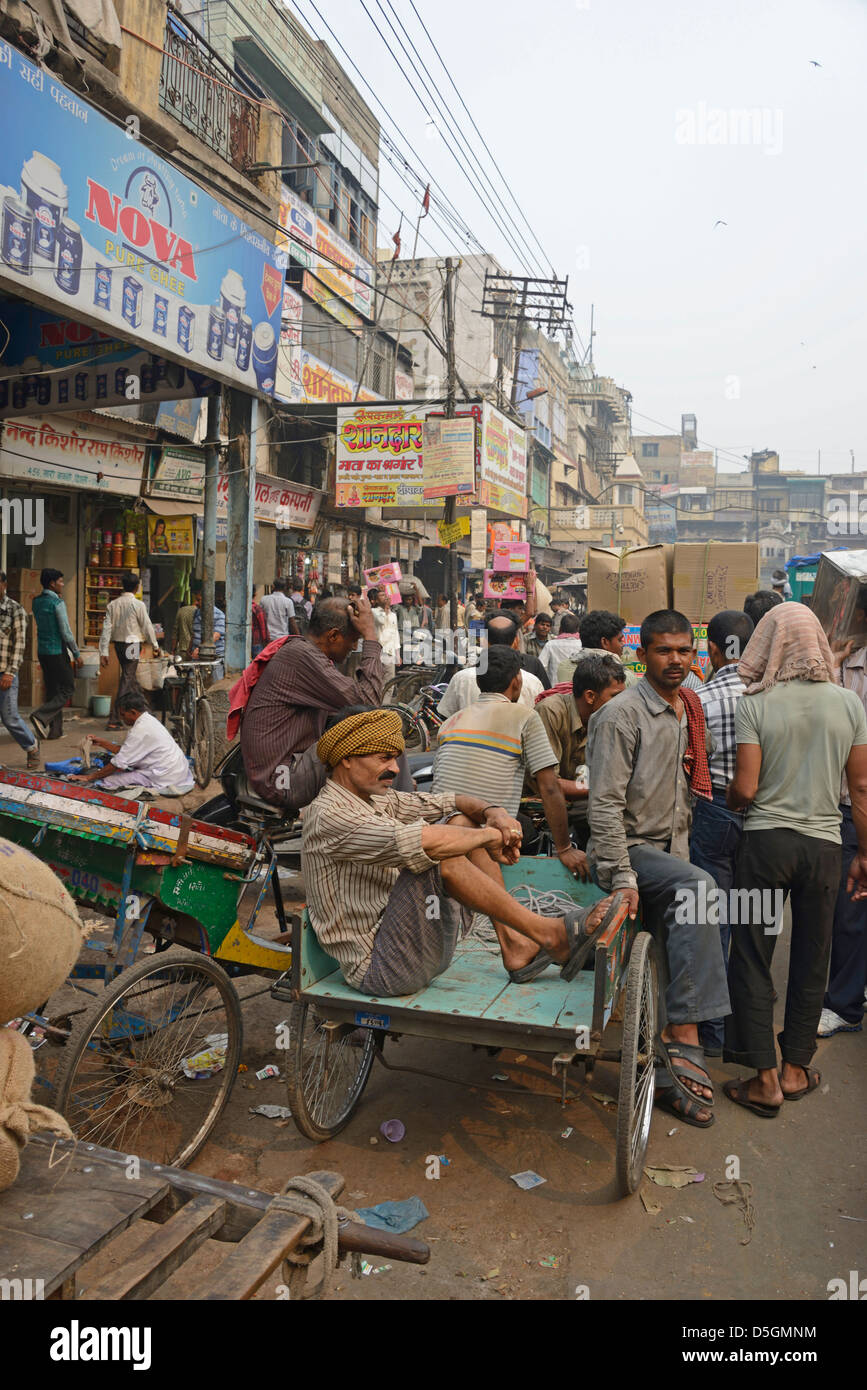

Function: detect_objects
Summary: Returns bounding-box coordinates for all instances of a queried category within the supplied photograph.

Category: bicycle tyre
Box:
[284,1001,377,1141]
[393,702,429,752]
[193,696,215,788]
[52,947,243,1167]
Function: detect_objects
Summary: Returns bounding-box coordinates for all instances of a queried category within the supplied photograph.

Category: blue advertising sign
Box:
[0,297,218,417]
[0,41,284,396]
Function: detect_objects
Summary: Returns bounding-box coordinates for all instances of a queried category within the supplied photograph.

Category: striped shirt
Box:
[302,780,457,987]
[432,693,557,816]
[697,662,745,788]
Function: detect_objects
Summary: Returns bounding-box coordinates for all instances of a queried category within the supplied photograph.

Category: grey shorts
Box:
[360,864,474,998]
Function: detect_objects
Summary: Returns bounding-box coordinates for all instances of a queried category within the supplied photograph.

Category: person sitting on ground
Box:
[240,594,383,809]
[587,609,731,1128]
[68,690,194,797]
[437,614,547,717]
[744,590,783,628]
[525,613,552,662]
[432,647,589,883]
[302,707,623,994]
[723,603,867,1115]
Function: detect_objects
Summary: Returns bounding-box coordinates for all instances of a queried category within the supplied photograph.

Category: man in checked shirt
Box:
[0,571,39,768]
[689,608,755,1055]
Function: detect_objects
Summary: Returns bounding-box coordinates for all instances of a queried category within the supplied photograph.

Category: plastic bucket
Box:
[77,651,99,678]
[90,695,111,717]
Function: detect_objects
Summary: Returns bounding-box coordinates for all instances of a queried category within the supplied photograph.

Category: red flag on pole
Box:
[421,184,431,217]
[392,216,403,259]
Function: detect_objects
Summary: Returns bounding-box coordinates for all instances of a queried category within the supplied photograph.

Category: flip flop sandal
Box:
[654,1079,715,1129]
[723,1078,781,1118]
[559,893,625,982]
[779,1066,821,1101]
[656,1038,715,1108]
[508,948,554,983]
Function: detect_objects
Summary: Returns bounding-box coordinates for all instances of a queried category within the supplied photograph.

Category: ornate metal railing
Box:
[159,6,260,173]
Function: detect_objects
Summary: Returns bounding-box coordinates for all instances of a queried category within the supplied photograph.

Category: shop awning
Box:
[142,497,202,518]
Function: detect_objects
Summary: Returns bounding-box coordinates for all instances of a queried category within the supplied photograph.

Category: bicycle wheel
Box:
[615,932,658,1196]
[284,1001,377,1141]
[393,702,429,753]
[193,696,215,788]
[52,947,243,1167]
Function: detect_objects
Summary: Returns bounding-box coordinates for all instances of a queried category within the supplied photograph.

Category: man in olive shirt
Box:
[587,610,729,1125]
[532,653,625,802]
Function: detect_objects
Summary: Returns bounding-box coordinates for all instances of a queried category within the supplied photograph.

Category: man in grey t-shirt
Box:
[260,578,299,641]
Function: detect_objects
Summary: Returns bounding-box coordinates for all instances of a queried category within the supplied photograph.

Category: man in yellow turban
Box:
[302,707,623,997]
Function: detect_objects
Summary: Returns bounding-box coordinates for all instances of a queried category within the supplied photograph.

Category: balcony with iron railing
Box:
[159,5,261,174]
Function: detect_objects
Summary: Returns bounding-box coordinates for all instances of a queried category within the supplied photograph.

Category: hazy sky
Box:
[293,0,866,475]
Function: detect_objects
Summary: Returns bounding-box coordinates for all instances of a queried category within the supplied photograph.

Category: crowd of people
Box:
[228,580,865,1133]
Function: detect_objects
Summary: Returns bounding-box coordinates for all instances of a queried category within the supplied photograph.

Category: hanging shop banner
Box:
[470,507,487,569]
[278,183,374,319]
[394,369,413,401]
[149,446,206,502]
[336,404,479,508]
[422,416,476,500]
[296,349,380,407]
[147,513,195,557]
[436,516,471,546]
[479,401,528,518]
[336,403,427,507]
[0,300,218,419]
[154,397,205,442]
[0,44,284,396]
[277,284,303,404]
[216,465,322,531]
[0,414,145,492]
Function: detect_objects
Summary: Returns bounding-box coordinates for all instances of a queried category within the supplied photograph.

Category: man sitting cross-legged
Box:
[302,708,623,998]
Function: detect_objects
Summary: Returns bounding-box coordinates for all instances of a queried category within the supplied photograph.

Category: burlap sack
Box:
[0,1029,72,1191]
[0,838,85,1023]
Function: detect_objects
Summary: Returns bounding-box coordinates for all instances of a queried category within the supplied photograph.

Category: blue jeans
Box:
[690,789,744,1050]
[0,674,36,751]
[627,843,732,1027]
[824,805,867,1025]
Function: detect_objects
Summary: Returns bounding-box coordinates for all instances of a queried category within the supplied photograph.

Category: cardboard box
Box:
[364,562,403,588]
[673,542,760,621]
[6,568,42,601]
[16,659,46,710]
[587,545,671,625]
[811,551,867,647]
[483,570,528,602]
[491,541,531,573]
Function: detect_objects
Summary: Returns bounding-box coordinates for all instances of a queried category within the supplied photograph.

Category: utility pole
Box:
[442,257,459,631]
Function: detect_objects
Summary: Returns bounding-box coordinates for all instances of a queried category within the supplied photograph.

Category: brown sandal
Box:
[723,1078,780,1118]
[779,1065,821,1101]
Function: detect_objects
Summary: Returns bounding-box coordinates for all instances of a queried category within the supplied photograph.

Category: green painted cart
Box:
[0,770,295,1167]
[272,858,660,1197]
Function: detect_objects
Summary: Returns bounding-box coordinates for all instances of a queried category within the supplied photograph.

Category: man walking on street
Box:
[587,609,730,1127]
[724,604,867,1115]
[260,578,299,641]
[99,571,160,730]
[30,568,82,742]
[0,572,39,768]
[689,608,755,1055]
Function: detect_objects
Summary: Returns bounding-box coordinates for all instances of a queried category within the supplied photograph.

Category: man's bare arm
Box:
[727,743,761,811]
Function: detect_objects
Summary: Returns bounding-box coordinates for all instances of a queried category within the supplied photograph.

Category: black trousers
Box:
[34,652,75,739]
[110,640,141,723]
[725,827,841,1071]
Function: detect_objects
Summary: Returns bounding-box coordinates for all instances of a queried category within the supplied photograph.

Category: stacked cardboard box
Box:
[587,545,670,626]
[811,551,867,646]
[673,543,759,622]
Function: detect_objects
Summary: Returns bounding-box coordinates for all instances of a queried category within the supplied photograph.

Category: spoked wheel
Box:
[193,696,215,787]
[284,1002,378,1141]
[393,702,429,753]
[615,931,658,1196]
[52,948,242,1167]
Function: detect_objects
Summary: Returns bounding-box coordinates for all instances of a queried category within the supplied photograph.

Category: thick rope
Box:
[272,1175,358,1300]
[713,1179,757,1245]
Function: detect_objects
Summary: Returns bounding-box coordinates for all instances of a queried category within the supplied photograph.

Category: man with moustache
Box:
[303,708,623,996]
